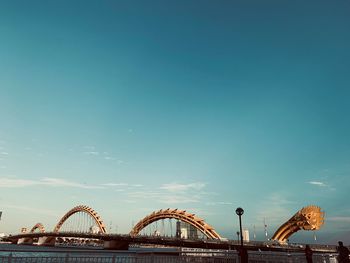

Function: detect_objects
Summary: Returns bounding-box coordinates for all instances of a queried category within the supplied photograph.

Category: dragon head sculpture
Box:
[272,205,325,243]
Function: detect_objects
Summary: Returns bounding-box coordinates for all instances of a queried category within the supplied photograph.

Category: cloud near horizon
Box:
[327,216,350,223]
[1,204,59,217]
[0,177,103,189]
[308,181,327,187]
[124,181,209,205]
[160,182,206,192]
[101,183,128,187]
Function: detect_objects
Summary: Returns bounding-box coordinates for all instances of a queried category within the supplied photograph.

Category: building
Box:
[243,229,250,242]
[176,221,199,239]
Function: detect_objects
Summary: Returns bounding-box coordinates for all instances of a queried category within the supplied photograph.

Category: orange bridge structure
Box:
[14,205,223,249]
[130,208,221,239]
[10,204,325,250]
[30,223,45,233]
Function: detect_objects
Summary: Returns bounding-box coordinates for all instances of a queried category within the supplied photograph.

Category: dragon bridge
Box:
[130,208,222,239]
[53,205,107,233]
[30,223,45,233]
[272,205,324,243]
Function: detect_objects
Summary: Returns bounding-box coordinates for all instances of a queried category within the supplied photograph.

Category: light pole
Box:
[235,207,244,247]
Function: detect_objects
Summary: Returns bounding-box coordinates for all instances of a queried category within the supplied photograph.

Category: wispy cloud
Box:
[206,201,233,206]
[83,145,99,155]
[84,146,96,150]
[1,204,59,217]
[0,152,9,155]
[101,183,128,187]
[123,181,208,205]
[328,216,350,223]
[0,178,37,188]
[127,191,163,199]
[83,146,124,164]
[101,182,143,188]
[307,181,335,190]
[160,195,201,204]
[160,182,206,192]
[84,151,100,155]
[0,177,103,189]
[127,190,201,204]
[308,181,327,187]
[41,178,103,189]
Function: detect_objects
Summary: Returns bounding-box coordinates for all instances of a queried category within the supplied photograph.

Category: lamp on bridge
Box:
[235,207,244,247]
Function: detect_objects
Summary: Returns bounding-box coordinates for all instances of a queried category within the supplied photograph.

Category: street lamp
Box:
[235,207,244,247]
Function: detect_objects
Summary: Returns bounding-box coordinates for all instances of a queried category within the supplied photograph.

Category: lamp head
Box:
[236,207,244,216]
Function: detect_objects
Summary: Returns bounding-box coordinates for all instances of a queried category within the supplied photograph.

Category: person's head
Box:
[338,241,344,247]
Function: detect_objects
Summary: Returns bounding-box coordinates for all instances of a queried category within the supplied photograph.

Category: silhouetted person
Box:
[305,245,313,263]
[238,246,248,263]
[337,241,350,263]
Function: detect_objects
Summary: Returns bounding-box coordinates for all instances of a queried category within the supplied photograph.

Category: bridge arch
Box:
[53,205,107,233]
[130,208,221,239]
[30,223,45,233]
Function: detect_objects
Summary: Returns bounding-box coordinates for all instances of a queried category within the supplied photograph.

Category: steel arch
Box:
[30,223,45,233]
[130,208,222,239]
[53,205,107,233]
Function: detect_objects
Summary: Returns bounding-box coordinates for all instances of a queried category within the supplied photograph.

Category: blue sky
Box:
[0,0,350,244]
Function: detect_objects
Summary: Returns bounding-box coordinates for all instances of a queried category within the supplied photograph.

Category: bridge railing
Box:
[248,251,338,263]
[0,251,340,263]
[0,255,236,263]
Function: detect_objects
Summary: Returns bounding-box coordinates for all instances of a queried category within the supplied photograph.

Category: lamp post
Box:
[235,207,244,247]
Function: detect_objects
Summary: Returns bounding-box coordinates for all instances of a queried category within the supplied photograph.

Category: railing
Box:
[0,251,340,263]
[248,251,338,263]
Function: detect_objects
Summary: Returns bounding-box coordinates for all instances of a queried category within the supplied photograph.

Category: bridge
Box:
[8,232,238,250]
[6,231,338,255]
[6,204,326,251]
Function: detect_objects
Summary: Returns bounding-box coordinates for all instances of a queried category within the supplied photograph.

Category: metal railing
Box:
[0,251,340,263]
[248,251,338,263]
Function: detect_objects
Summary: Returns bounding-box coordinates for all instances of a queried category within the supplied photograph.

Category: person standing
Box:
[337,241,350,263]
[305,245,313,263]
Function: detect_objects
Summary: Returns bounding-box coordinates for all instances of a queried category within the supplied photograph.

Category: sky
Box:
[0,0,350,244]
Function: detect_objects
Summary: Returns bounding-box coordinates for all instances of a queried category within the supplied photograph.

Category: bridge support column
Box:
[38,236,56,246]
[103,240,129,250]
[17,238,33,245]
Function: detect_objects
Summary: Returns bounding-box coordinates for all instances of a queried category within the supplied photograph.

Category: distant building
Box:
[176,221,198,239]
[243,229,250,242]
[176,221,181,238]
[180,227,188,239]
